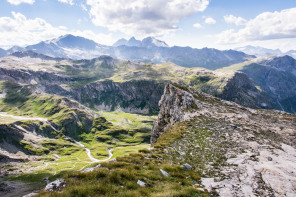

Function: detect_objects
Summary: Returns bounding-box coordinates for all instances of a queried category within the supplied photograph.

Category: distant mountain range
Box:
[0,34,254,70]
[235,45,296,59]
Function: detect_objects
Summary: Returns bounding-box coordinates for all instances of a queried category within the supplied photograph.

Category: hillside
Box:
[219,55,296,113]
[1,1,296,196]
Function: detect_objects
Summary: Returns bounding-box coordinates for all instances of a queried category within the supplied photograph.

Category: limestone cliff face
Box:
[223,55,296,113]
[49,77,272,115]
[75,80,165,114]
[151,83,296,196]
[151,84,199,143]
[218,72,274,109]
[0,67,68,85]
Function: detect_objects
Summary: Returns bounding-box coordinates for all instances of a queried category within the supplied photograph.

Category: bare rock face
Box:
[229,55,296,113]
[151,84,199,143]
[75,80,165,115]
[0,182,13,192]
[151,83,296,196]
[181,163,192,170]
[160,169,170,177]
[44,179,66,192]
[218,72,273,109]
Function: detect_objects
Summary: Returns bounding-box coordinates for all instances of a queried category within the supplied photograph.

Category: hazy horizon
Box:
[1,0,296,52]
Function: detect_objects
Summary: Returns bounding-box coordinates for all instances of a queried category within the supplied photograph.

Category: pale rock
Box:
[160,169,170,177]
[137,180,146,187]
[44,179,66,192]
[181,163,192,170]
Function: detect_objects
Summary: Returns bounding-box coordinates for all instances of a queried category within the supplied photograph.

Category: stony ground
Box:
[152,84,296,197]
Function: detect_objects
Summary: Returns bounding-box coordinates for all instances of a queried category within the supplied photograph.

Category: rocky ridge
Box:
[151,83,296,196]
[220,55,296,113]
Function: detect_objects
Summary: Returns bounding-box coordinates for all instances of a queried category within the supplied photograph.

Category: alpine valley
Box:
[0,35,295,197]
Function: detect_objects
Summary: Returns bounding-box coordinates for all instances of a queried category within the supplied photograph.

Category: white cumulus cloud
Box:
[224,15,247,26]
[0,12,114,48]
[80,4,87,11]
[218,8,296,44]
[193,23,203,29]
[0,12,63,47]
[86,0,209,36]
[58,0,74,5]
[7,0,35,5]
[204,17,216,24]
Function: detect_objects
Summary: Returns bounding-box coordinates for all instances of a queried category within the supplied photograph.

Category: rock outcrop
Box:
[151,84,200,143]
[151,83,296,196]
[44,179,66,192]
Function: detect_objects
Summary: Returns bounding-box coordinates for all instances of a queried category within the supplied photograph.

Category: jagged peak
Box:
[142,37,168,47]
[129,36,137,41]
[112,38,128,47]
[113,36,168,48]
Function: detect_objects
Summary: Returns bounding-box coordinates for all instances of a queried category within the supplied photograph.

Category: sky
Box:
[0,0,296,52]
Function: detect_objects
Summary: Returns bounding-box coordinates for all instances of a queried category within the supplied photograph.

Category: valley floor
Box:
[0,111,154,197]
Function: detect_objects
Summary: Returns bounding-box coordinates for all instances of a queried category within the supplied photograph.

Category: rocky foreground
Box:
[151,84,296,196]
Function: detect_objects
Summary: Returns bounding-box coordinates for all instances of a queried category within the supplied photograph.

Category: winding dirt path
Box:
[70,138,113,163]
[47,121,113,163]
